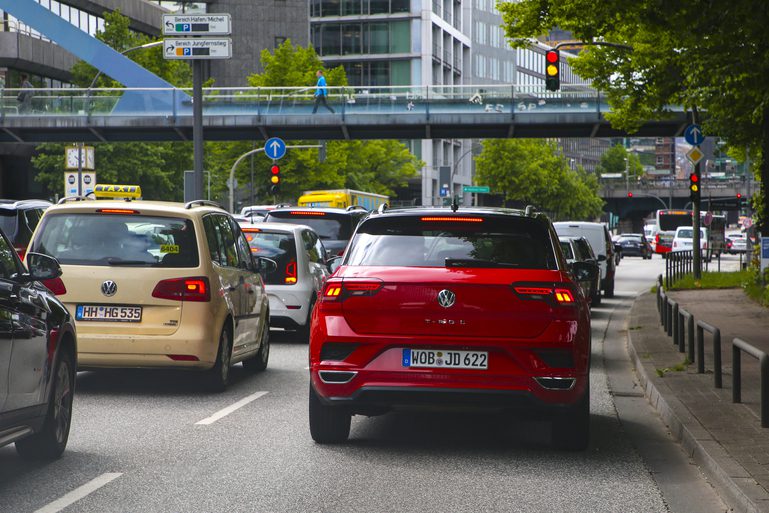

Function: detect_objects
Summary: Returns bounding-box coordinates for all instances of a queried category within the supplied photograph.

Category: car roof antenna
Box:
[451,195,459,212]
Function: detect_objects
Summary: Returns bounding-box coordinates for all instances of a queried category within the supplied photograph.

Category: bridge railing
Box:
[0,84,680,119]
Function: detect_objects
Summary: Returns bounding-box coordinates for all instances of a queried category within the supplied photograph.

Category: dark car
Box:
[560,236,602,307]
[0,233,77,459]
[0,199,52,259]
[309,206,595,450]
[617,233,652,259]
[264,206,369,258]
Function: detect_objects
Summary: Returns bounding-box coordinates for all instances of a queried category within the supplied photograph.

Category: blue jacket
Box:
[315,75,327,97]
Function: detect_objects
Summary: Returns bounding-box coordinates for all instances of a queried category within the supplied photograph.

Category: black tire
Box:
[590,287,601,307]
[243,320,270,373]
[16,349,75,460]
[296,297,316,344]
[603,278,615,298]
[552,383,590,451]
[309,384,351,444]
[206,325,233,392]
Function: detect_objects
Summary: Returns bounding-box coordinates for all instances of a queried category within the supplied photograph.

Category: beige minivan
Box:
[26,192,273,391]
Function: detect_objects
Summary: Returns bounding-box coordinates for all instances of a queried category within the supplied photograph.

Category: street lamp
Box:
[453,143,483,205]
[87,41,164,92]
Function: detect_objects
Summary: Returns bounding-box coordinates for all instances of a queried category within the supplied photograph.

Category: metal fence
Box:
[665,250,693,288]
[655,275,765,426]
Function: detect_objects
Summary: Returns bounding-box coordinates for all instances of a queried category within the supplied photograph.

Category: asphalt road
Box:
[0,254,738,513]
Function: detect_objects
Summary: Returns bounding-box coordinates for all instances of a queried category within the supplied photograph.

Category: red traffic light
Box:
[627,192,633,198]
[546,50,559,64]
[689,173,699,183]
[736,193,742,199]
[271,165,280,175]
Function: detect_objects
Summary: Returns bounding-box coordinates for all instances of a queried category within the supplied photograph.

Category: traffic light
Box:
[627,192,633,198]
[689,172,700,202]
[737,193,748,209]
[269,163,280,194]
[545,49,560,91]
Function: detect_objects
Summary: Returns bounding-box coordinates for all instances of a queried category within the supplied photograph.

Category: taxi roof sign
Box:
[93,184,142,199]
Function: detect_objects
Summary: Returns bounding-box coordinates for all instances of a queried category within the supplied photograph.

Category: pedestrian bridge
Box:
[0,84,689,143]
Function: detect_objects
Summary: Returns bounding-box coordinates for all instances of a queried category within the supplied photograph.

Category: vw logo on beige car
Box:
[437,289,455,308]
[101,280,117,297]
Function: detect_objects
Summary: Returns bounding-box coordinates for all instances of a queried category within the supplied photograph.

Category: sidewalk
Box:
[627,287,769,513]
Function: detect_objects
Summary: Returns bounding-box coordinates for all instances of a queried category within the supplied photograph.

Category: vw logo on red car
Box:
[437,289,455,308]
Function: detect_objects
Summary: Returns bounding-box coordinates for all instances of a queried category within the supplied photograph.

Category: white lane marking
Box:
[34,473,122,513]
[195,391,269,425]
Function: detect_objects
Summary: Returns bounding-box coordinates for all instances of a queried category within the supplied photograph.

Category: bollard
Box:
[687,314,695,363]
[672,302,680,347]
[666,299,675,337]
[732,338,769,428]
[677,309,690,354]
[697,321,722,388]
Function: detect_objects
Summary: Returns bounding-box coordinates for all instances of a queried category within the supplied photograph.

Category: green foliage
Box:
[595,144,643,178]
[32,11,192,200]
[670,270,752,290]
[474,139,604,220]
[498,0,769,231]
[246,40,347,89]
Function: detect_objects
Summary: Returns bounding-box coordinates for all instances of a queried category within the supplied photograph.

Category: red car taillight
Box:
[152,276,211,302]
[512,283,578,306]
[43,277,67,296]
[321,278,383,302]
[285,260,297,284]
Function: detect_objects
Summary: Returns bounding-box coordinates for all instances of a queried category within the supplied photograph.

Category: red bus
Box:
[653,210,692,255]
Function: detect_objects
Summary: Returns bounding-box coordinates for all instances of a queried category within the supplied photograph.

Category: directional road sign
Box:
[163,14,231,36]
[164,38,232,60]
[684,124,706,146]
[265,138,287,160]
[463,185,490,193]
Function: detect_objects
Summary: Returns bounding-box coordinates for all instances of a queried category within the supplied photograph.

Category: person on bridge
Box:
[17,74,33,113]
[312,70,335,114]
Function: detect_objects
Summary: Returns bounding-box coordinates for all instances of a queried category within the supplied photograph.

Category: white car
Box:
[728,232,747,253]
[240,222,330,342]
[672,226,708,253]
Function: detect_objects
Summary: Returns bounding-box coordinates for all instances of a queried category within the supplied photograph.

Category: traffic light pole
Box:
[228,144,321,212]
[693,161,702,279]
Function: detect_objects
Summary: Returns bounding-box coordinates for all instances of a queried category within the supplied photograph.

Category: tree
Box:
[207,40,422,207]
[498,0,769,231]
[474,139,604,220]
[595,144,643,179]
[32,11,193,201]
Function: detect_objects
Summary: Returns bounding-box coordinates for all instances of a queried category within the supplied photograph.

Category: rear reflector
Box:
[47,327,61,364]
[43,277,67,296]
[286,305,301,310]
[166,354,200,361]
[420,216,483,223]
[152,276,210,302]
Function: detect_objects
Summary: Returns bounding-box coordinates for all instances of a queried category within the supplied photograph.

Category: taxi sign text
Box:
[93,184,142,198]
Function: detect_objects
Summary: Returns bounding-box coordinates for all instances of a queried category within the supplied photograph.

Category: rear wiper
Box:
[444,258,519,268]
[106,258,155,266]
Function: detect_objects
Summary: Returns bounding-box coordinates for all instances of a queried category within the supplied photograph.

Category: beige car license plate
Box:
[76,305,143,322]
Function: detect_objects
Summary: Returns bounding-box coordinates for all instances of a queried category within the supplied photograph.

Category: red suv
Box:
[309,207,595,450]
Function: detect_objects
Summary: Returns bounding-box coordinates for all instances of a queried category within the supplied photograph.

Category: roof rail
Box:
[56,195,93,205]
[377,203,389,214]
[185,200,224,210]
[275,203,292,208]
[346,205,367,211]
[524,205,537,216]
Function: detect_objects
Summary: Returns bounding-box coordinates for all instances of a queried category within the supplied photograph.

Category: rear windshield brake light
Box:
[290,211,326,216]
[97,208,140,214]
[420,216,483,223]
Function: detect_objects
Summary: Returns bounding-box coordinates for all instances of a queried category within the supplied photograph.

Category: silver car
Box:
[240,222,330,342]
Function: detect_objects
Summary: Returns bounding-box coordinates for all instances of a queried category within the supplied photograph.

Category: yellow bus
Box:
[297,189,388,210]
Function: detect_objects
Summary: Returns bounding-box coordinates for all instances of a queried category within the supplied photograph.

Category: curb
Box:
[627,292,769,513]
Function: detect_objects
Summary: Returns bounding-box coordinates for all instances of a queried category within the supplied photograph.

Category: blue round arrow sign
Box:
[264,137,286,160]
[684,124,705,146]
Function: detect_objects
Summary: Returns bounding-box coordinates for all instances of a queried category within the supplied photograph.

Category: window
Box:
[342,0,361,15]
[341,23,361,54]
[321,24,341,55]
[203,215,239,268]
[367,22,389,53]
[303,230,322,264]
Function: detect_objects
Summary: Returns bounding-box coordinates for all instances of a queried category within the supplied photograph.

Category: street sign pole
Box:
[693,160,702,279]
[192,60,204,200]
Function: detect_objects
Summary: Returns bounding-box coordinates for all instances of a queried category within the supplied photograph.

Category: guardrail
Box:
[732,338,769,428]
[654,274,766,427]
[665,250,693,288]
